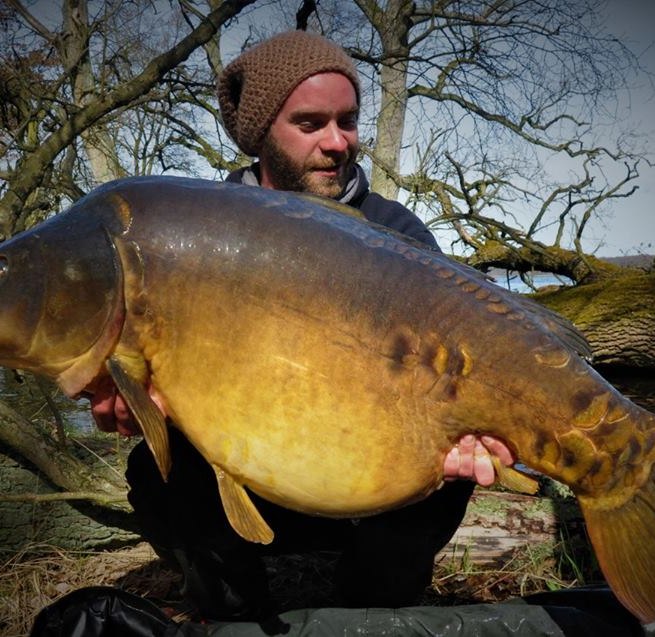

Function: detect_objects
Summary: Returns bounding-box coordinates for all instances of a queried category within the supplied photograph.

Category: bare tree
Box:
[0,0,255,239]
[288,0,650,283]
[3,0,648,282]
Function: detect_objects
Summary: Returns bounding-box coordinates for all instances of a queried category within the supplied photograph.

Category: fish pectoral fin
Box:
[491,457,539,495]
[106,356,171,482]
[213,466,274,545]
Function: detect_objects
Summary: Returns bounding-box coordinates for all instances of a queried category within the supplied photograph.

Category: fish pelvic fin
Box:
[213,466,274,545]
[579,463,655,624]
[491,457,539,495]
[106,356,171,482]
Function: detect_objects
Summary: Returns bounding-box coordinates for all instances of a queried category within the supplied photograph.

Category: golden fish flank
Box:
[0,175,654,622]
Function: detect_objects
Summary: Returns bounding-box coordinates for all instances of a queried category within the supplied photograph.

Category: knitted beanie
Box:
[218,31,360,156]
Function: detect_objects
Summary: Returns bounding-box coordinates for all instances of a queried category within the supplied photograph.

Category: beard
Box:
[259,134,356,199]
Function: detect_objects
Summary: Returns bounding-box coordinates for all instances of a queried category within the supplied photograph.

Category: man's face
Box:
[259,73,359,198]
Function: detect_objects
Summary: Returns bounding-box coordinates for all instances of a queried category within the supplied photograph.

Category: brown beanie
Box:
[218,30,360,157]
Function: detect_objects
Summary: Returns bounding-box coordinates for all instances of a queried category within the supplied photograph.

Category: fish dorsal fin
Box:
[446,259,592,360]
[213,466,274,544]
[106,356,171,481]
[491,457,539,495]
[541,307,592,360]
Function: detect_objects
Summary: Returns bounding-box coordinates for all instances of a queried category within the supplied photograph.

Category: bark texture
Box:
[0,400,130,503]
[0,446,138,552]
[0,398,137,552]
[532,272,655,368]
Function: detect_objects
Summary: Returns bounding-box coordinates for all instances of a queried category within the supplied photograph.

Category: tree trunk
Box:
[0,398,139,552]
[468,241,628,285]
[356,0,413,201]
[0,445,139,552]
[532,272,655,368]
[60,0,126,185]
[0,400,130,503]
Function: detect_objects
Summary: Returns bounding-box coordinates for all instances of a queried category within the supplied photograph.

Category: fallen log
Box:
[532,271,655,368]
[444,489,587,567]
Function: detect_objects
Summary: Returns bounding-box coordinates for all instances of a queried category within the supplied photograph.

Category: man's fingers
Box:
[87,377,142,436]
[473,440,495,486]
[444,435,480,481]
[456,434,476,477]
[481,435,515,466]
[89,379,118,433]
[443,446,461,479]
[92,397,119,433]
[443,435,513,486]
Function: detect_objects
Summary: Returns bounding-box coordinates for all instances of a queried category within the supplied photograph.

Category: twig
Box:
[34,375,67,449]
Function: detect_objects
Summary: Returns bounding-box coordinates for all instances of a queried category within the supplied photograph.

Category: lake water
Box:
[493,270,572,294]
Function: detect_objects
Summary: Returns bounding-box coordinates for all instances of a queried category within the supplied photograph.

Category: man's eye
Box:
[339,116,358,130]
[298,121,321,132]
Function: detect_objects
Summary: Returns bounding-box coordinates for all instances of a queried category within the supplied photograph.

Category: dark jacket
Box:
[225,164,440,250]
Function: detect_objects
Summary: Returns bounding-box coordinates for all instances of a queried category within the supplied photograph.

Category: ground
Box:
[0,529,597,636]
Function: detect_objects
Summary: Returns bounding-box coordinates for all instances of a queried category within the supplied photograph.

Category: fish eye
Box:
[0,256,7,281]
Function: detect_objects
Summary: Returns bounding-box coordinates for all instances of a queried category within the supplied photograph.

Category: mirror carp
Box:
[0,176,653,622]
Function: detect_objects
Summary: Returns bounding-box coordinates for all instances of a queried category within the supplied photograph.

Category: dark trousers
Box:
[126,429,474,620]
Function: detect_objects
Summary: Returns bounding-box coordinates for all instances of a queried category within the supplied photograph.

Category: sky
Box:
[585,0,655,256]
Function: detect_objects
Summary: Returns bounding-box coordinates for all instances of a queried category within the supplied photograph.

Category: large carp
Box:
[0,176,653,622]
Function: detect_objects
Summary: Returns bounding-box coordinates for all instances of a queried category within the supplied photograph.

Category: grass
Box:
[429,536,594,606]
[0,529,601,636]
[0,543,181,637]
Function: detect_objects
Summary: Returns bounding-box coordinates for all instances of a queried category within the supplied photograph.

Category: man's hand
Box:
[444,434,514,486]
[88,376,166,437]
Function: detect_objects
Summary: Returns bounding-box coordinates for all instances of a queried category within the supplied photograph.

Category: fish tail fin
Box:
[579,463,655,624]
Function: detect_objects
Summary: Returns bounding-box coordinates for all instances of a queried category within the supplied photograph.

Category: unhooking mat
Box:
[30,585,652,636]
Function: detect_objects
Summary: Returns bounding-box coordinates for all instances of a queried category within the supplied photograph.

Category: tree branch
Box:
[0,0,256,238]
[0,491,128,506]
[0,398,130,510]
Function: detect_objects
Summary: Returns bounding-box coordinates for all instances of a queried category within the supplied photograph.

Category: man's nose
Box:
[319,121,350,153]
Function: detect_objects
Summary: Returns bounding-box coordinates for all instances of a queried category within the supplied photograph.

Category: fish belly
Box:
[146,292,448,516]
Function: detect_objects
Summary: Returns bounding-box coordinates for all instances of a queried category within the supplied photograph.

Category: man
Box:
[91,30,513,621]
